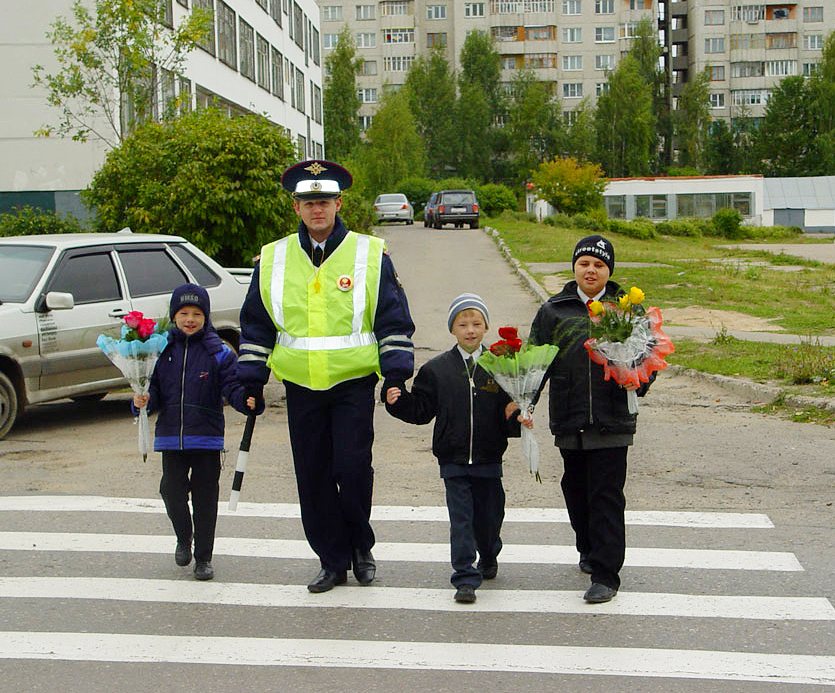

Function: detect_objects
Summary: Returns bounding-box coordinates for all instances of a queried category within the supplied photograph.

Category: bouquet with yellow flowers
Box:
[584,286,675,414]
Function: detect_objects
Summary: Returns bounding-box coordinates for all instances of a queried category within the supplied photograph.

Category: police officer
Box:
[237,160,415,593]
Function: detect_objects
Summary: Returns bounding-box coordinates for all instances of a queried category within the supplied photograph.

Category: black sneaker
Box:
[477,559,498,580]
[175,542,192,567]
[454,585,477,604]
[194,561,214,581]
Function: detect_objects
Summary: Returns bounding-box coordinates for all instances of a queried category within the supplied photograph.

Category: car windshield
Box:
[377,195,406,204]
[0,245,54,303]
[442,192,474,205]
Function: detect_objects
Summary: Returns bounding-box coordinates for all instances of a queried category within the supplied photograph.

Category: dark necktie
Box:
[465,356,475,378]
[312,246,324,267]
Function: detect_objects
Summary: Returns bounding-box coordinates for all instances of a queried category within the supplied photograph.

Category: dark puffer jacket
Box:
[385,346,520,476]
[145,327,253,451]
[530,280,650,437]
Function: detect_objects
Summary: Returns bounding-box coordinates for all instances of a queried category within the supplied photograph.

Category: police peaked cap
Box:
[281,159,353,199]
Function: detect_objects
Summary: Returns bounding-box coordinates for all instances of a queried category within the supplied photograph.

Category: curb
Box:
[483,226,835,415]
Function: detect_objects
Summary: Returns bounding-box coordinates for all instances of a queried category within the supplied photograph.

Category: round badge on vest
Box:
[337,275,353,291]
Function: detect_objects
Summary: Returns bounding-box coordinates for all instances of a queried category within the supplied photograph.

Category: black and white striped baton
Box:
[228,412,257,512]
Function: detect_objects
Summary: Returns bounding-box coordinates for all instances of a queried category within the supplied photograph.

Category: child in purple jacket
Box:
[134,283,260,581]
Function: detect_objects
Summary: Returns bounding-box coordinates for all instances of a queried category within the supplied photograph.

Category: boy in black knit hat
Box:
[384,293,531,604]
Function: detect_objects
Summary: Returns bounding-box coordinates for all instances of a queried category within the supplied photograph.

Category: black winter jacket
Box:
[530,280,650,437]
[385,347,521,475]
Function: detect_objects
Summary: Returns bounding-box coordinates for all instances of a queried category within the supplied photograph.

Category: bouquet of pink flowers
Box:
[477,327,559,482]
[584,286,675,414]
[97,311,169,461]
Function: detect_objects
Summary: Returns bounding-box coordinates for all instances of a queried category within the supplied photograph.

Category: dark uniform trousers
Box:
[160,450,222,563]
[443,475,505,588]
[284,373,378,573]
[559,446,628,590]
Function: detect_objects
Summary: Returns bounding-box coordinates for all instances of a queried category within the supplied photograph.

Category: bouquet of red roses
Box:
[97,311,169,461]
[477,327,559,482]
[584,286,674,414]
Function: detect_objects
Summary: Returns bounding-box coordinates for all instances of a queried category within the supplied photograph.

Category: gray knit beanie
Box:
[447,293,489,332]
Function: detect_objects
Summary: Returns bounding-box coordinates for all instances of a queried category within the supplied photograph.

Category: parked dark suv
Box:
[433,190,479,229]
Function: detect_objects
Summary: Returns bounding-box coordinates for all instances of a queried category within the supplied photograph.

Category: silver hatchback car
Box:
[373,193,414,225]
[0,232,250,438]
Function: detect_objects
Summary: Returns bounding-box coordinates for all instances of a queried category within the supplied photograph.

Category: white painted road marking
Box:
[0,495,775,528]
[0,577,831,620]
[0,531,804,571]
[1,632,833,685]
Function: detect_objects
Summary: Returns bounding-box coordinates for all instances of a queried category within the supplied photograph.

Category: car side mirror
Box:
[37,291,75,312]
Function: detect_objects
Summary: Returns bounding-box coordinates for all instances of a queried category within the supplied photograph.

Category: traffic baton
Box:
[228,412,257,511]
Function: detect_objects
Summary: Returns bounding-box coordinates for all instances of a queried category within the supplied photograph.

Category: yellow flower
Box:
[588,300,605,316]
[628,286,646,305]
[618,294,631,310]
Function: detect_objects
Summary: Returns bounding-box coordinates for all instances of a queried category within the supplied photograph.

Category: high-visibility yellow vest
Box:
[259,231,384,390]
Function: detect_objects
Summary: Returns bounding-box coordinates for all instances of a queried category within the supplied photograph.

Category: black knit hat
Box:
[572,235,615,275]
[169,283,211,320]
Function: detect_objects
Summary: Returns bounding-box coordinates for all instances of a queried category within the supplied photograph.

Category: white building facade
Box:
[1,0,324,217]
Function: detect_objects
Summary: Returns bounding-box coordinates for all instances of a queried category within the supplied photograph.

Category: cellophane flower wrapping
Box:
[584,305,674,414]
[96,328,169,461]
[477,342,559,482]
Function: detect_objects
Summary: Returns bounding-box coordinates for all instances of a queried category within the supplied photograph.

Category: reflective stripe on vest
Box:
[258,231,384,390]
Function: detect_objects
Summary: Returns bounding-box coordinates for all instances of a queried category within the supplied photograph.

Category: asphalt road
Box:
[0,223,833,690]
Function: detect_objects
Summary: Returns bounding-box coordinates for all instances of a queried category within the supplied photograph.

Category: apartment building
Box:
[320,0,657,131]
[663,1,833,122]
[1,0,323,217]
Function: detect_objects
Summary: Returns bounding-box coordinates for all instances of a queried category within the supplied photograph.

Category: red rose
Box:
[124,311,144,329]
[507,338,523,353]
[489,340,510,356]
[498,326,518,340]
[137,318,157,339]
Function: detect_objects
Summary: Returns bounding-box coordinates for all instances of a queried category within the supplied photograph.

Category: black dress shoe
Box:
[584,582,617,603]
[454,585,477,604]
[175,541,192,567]
[578,553,593,575]
[308,568,348,593]
[477,558,498,580]
[194,561,214,581]
[352,548,376,585]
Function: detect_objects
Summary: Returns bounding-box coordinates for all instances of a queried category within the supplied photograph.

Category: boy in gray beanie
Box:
[384,293,530,604]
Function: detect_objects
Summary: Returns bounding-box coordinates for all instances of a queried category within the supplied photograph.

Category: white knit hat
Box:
[447,293,489,332]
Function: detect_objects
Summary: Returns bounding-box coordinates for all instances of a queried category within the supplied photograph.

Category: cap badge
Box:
[310,181,322,191]
[305,162,327,176]
[337,275,353,292]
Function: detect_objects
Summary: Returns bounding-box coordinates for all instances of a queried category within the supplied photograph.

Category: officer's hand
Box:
[134,394,149,409]
[385,387,401,405]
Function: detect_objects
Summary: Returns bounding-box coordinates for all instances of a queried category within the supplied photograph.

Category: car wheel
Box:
[0,371,20,440]
[70,393,107,403]
[470,222,479,229]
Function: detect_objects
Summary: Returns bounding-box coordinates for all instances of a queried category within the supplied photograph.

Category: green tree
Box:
[458,31,503,114]
[531,156,606,215]
[323,26,362,161]
[404,46,458,177]
[456,82,494,181]
[674,69,711,170]
[85,109,298,265]
[704,120,736,174]
[362,88,426,192]
[0,206,87,237]
[595,55,655,177]
[628,17,665,170]
[32,0,210,147]
[753,76,815,176]
[564,99,597,162]
[808,32,835,174]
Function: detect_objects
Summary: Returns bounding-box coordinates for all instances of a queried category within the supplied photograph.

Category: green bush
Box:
[475,183,517,216]
[656,217,711,237]
[740,224,804,240]
[711,207,744,239]
[606,217,657,240]
[570,211,609,232]
[394,177,435,213]
[340,189,375,235]
[0,206,87,237]
[665,166,702,177]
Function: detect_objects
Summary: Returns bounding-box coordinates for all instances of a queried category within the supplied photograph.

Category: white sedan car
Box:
[373,193,414,225]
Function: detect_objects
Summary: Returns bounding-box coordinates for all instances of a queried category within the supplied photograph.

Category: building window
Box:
[803,61,820,76]
[562,27,582,43]
[312,84,322,123]
[709,92,725,108]
[323,33,339,49]
[595,82,610,96]
[526,53,556,68]
[322,5,342,20]
[732,89,769,106]
[359,115,373,131]
[385,28,414,43]
[595,26,615,42]
[766,60,796,76]
[562,55,582,70]
[270,0,282,26]
[804,33,824,50]
[355,4,375,19]
[295,67,305,111]
[358,87,377,103]
[629,0,649,8]
[271,47,284,99]
[767,32,796,49]
[526,25,555,40]
[356,32,376,48]
[381,1,408,15]
[465,2,485,17]
[731,5,765,22]
[704,37,725,53]
[361,60,377,76]
[606,196,625,219]
[595,54,614,70]
[427,4,447,19]
[731,61,764,77]
[803,6,823,22]
[427,32,447,48]
[239,19,255,81]
[384,55,415,71]
[562,0,580,14]
[709,65,725,80]
[311,27,320,65]
[704,9,724,25]
[562,82,583,98]
[256,35,270,90]
[636,195,667,219]
[193,0,216,56]
[595,0,614,14]
[293,2,304,50]
[217,1,236,69]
